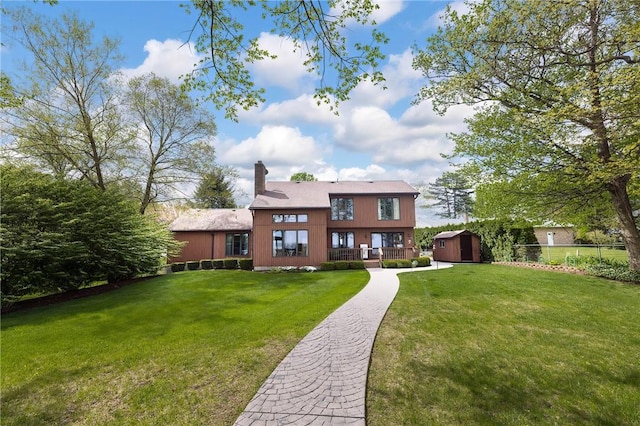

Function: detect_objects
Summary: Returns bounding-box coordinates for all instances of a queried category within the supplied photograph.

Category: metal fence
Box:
[511,244,627,265]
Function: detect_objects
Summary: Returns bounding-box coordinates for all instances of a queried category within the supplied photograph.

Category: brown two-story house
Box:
[249,161,420,270]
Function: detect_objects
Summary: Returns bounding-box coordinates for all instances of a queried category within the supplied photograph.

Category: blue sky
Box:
[1,0,473,227]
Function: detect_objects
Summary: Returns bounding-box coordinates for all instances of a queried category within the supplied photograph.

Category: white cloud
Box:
[370,0,405,24]
[120,39,199,83]
[218,125,323,169]
[249,33,316,91]
[238,94,338,126]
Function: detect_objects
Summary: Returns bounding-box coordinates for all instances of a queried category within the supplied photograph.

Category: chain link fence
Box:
[511,244,627,266]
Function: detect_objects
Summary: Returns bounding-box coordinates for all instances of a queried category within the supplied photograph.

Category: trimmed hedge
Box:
[396,259,413,268]
[200,260,214,270]
[239,258,253,270]
[212,259,224,269]
[186,261,200,271]
[170,262,186,272]
[223,258,238,269]
[349,261,366,269]
[382,260,398,268]
[321,262,336,271]
[334,261,350,270]
[411,257,431,267]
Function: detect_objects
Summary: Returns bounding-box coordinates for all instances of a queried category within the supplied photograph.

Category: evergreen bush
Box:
[200,260,214,270]
[171,263,186,272]
[321,262,335,271]
[223,258,238,269]
[239,258,253,270]
[212,259,224,269]
[349,261,366,269]
[186,261,200,270]
[334,261,350,270]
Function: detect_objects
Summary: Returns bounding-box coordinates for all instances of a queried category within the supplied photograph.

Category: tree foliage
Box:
[0,165,181,306]
[414,0,640,270]
[123,73,217,213]
[180,0,388,120]
[290,172,317,182]
[191,166,239,209]
[3,8,133,190]
[425,170,474,220]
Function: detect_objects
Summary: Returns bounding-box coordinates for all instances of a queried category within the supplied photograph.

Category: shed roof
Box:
[249,180,419,209]
[169,208,252,232]
[433,230,473,239]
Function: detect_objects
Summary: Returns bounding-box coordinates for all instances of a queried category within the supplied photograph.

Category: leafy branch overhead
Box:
[181,0,388,120]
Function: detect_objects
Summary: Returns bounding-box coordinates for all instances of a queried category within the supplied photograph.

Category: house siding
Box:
[329,194,416,229]
[533,227,575,246]
[252,209,328,269]
[170,231,252,263]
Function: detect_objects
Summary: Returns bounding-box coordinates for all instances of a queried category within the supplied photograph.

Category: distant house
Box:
[533,224,575,246]
[432,230,481,263]
[168,161,421,269]
[168,208,253,263]
[249,161,420,270]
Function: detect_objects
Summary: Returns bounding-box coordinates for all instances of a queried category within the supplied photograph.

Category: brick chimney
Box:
[254,161,268,196]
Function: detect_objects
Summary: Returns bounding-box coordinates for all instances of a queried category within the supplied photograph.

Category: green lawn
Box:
[367,264,640,425]
[1,270,368,426]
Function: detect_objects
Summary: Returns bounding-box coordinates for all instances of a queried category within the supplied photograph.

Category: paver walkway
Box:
[234,263,452,425]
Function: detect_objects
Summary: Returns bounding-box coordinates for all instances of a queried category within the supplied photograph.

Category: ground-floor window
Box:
[226,233,249,256]
[331,231,355,248]
[273,230,308,257]
[371,232,404,248]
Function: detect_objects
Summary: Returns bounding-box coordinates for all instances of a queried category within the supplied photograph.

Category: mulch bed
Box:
[493,261,585,275]
[1,275,158,315]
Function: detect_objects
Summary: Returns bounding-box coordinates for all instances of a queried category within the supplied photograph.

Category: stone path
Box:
[234,263,452,426]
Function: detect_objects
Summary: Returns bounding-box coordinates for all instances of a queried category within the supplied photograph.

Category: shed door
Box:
[460,234,473,261]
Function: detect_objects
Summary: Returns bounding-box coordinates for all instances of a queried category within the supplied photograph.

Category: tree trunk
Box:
[608,176,640,271]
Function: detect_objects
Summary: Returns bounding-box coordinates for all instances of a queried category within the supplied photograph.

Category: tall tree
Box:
[290,172,317,182]
[413,0,640,270]
[192,166,238,209]
[123,73,217,214]
[180,0,388,120]
[3,8,133,190]
[426,171,474,220]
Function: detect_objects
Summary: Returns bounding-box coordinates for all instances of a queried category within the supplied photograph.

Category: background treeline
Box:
[415,220,539,262]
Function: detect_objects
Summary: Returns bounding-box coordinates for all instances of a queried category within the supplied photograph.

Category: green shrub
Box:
[382,260,397,268]
[212,259,224,269]
[397,259,412,268]
[200,260,214,270]
[171,262,186,272]
[223,258,238,269]
[238,258,253,270]
[321,262,335,271]
[411,257,431,267]
[349,261,366,269]
[186,261,200,270]
[334,261,350,270]
[584,264,640,283]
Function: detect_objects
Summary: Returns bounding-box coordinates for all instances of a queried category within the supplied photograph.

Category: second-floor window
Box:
[378,197,400,220]
[331,198,354,220]
[273,214,308,223]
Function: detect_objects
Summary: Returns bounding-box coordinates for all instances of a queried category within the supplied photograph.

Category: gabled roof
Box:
[433,230,473,239]
[249,180,419,209]
[169,208,252,232]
